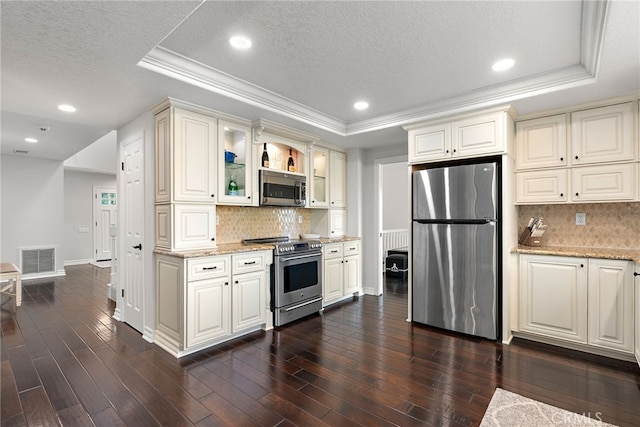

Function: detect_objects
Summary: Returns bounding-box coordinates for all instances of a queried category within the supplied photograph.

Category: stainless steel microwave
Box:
[259,170,306,207]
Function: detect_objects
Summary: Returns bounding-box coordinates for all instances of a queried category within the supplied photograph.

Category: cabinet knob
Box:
[634,272,639,276]
[575,155,579,160]
[560,157,564,161]
[225,282,229,286]
[331,201,335,205]
[235,280,239,284]
[247,196,251,199]
[312,200,315,204]
[211,194,215,198]
[580,264,584,268]
[211,237,215,241]
[453,149,457,153]
[560,193,564,197]
[446,150,450,154]
[575,192,579,197]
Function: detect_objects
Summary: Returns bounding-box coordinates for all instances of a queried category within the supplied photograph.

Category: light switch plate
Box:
[575,213,586,226]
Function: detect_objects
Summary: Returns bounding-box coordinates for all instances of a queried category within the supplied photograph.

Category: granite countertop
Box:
[319,236,361,244]
[512,245,640,264]
[154,236,361,258]
[154,242,275,258]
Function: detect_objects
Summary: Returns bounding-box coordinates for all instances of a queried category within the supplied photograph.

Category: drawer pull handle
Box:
[330,250,339,253]
[244,261,257,265]
[634,272,639,277]
[203,266,217,271]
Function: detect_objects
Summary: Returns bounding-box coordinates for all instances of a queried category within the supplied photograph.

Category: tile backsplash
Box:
[518,202,640,249]
[217,206,311,244]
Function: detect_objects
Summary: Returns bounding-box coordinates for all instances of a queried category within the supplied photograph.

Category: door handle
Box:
[133,244,142,250]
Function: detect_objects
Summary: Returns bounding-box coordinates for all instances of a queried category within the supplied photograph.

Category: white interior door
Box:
[121,136,144,332]
[94,187,117,262]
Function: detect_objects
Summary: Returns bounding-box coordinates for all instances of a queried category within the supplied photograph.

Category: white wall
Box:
[64,130,118,174]
[1,156,65,276]
[361,143,408,293]
[346,148,363,238]
[63,170,116,264]
[382,161,409,230]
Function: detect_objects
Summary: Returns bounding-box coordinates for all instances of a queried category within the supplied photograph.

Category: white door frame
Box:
[373,155,408,297]
[93,186,117,262]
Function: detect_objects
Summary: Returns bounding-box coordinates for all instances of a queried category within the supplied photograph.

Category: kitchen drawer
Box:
[343,240,360,255]
[232,251,267,274]
[323,243,343,259]
[188,256,230,281]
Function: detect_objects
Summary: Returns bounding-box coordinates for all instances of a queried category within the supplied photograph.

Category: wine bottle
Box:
[228,175,238,196]
[261,143,269,167]
[287,149,296,172]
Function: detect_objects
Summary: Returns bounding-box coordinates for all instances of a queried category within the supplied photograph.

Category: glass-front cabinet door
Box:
[218,120,254,205]
[310,146,329,208]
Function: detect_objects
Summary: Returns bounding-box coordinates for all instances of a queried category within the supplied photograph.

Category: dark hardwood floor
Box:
[2,265,639,426]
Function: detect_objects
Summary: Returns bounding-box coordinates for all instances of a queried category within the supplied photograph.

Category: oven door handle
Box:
[278,252,321,262]
[281,296,323,312]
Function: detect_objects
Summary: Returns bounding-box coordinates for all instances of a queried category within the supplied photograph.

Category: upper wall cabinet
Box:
[405,108,514,164]
[217,120,254,206]
[329,150,347,208]
[571,102,634,166]
[155,107,218,204]
[516,114,568,170]
[309,146,329,208]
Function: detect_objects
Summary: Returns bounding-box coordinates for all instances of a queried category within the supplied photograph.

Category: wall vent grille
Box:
[20,247,56,275]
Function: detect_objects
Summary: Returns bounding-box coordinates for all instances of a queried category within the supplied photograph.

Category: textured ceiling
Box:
[1,0,638,162]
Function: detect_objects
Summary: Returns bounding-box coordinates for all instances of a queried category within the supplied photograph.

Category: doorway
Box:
[93,186,117,263]
[375,158,410,297]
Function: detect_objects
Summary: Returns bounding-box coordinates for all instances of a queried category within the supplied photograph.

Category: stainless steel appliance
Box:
[412,161,500,340]
[259,170,306,207]
[243,236,322,326]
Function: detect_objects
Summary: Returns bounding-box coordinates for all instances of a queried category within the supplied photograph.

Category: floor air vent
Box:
[20,247,56,275]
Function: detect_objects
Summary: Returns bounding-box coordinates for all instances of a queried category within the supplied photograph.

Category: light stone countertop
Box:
[154,236,362,258]
[154,242,275,258]
[512,245,640,264]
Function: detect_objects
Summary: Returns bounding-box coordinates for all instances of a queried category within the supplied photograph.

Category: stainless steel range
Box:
[243,237,323,326]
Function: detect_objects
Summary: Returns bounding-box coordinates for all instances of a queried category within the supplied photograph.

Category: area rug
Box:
[480,388,617,427]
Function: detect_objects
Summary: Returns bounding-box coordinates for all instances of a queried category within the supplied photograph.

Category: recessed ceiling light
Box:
[58,104,77,112]
[354,101,369,110]
[492,58,515,72]
[229,36,252,50]
[25,137,38,143]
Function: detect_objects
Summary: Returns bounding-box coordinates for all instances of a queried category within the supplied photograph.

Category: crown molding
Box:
[138,0,607,137]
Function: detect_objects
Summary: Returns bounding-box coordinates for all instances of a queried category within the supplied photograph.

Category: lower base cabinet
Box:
[322,240,361,306]
[518,254,635,357]
[155,250,271,357]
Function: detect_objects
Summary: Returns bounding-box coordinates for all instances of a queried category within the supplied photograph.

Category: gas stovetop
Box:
[243,236,322,255]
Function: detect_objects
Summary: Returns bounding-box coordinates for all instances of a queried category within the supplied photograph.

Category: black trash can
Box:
[385,254,408,280]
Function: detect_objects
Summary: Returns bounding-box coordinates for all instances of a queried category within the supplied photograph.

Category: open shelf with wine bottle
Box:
[257,141,306,176]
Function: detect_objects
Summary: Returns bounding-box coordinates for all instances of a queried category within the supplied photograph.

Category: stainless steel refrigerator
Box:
[412,161,500,340]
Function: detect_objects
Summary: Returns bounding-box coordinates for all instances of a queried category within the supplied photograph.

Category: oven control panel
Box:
[275,240,322,254]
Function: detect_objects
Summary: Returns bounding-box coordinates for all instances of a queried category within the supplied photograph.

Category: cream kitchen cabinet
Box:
[518,254,636,357]
[519,255,588,344]
[322,240,361,306]
[406,109,513,164]
[571,163,636,202]
[155,204,216,250]
[516,114,568,170]
[309,146,329,208]
[155,250,271,358]
[155,107,218,204]
[588,259,634,353]
[329,150,347,208]
[217,120,255,206]
[516,169,568,204]
[309,207,346,238]
[571,102,634,166]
